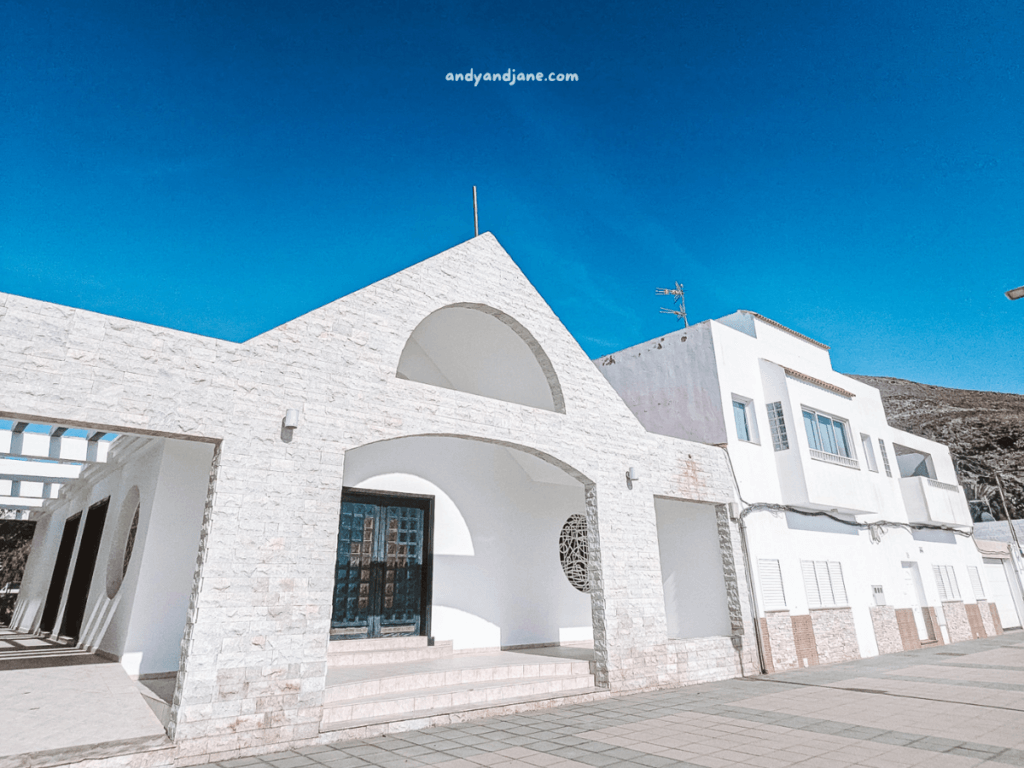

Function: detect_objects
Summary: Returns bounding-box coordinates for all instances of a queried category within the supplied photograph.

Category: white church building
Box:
[598,310,1021,673]
[2,235,755,767]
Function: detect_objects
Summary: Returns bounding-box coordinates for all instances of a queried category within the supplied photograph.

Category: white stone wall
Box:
[810,607,860,664]
[0,234,745,764]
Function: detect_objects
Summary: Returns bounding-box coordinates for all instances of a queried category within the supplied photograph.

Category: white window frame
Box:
[732,395,759,444]
[801,560,849,608]
[802,408,858,468]
[860,433,878,472]
[878,438,893,477]
[766,401,789,451]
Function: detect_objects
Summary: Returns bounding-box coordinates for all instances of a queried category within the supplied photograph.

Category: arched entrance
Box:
[338,434,594,651]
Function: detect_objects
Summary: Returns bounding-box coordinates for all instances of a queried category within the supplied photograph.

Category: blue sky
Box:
[2,1,1022,393]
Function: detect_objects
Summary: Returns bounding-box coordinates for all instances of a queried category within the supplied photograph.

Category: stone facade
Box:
[965,602,986,639]
[926,607,945,645]
[989,603,1004,635]
[763,611,798,671]
[1,235,748,765]
[943,601,972,643]
[869,606,903,655]
[977,600,996,637]
[791,614,819,668]
[894,608,921,651]
[810,608,859,664]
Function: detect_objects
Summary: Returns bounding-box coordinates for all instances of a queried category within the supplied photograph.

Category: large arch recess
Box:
[396,303,565,413]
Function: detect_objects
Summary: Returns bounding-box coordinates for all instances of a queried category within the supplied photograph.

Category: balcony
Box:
[808,449,859,470]
[899,476,969,525]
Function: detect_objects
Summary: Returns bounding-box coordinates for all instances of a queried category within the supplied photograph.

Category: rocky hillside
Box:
[853,376,1024,522]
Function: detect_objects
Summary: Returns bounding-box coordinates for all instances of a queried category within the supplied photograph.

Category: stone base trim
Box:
[895,608,922,651]
[943,601,972,643]
[809,608,859,664]
[925,607,945,645]
[977,600,997,637]
[990,603,1004,635]
[965,602,987,639]
[791,614,819,668]
[762,611,797,672]
[869,605,902,655]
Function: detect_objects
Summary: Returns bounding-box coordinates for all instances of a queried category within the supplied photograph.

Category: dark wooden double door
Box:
[331,490,432,639]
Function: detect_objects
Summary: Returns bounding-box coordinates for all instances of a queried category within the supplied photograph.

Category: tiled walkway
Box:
[202,631,1024,768]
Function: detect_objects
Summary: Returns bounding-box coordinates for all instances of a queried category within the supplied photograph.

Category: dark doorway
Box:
[331,489,432,640]
[39,514,81,634]
[60,498,109,640]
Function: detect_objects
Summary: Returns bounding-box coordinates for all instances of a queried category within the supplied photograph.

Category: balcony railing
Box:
[809,449,860,469]
[926,478,959,492]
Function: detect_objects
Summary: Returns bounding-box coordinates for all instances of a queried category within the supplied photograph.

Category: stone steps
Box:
[324,658,592,703]
[321,672,598,732]
[328,637,454,666]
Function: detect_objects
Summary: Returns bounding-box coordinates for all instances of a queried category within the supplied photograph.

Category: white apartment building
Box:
[599,310,1022,672]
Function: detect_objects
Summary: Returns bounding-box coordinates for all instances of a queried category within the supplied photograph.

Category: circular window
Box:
[122,503,140,578]
[106,486,141,598]
[559,514,591,593]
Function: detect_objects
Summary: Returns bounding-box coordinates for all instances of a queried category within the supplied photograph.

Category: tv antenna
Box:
[656,281,689,326]
[473,186,479,237]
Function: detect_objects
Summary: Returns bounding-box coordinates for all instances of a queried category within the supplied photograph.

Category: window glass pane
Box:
[817,414,837,454]
[803,410,821,450]
[833,421,851,458]
[733,401,749,441]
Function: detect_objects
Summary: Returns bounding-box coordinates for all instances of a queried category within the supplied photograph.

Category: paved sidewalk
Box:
[202,631,1024,768]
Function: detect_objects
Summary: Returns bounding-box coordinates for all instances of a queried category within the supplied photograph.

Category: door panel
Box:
[331,491,431,639]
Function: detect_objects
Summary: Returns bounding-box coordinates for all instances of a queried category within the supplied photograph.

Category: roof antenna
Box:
[473,186,479,237]
[656,281,689,326]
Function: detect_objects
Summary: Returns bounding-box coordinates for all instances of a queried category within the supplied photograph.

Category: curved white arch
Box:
[396,303,565,413]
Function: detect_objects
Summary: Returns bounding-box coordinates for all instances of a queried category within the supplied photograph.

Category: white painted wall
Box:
[396,306,557,411]
[343,435,592,651]
[595,322,728,446]
[654,498,731,638]
[14,437,213,676]
[121,439,214,676]
[746,509,992,657]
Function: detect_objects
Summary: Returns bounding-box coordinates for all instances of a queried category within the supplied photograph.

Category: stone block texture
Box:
[869,606,902,655]
[976,600,996,637]
[791,614,819,668]
[763,611,798,671]
[963,602,986,639]
[810,608,859,665]
[926,607,945,645]
[0,234,747,764]
[943,601,972,643]
[990,603,1004,635]
[894,608,922,651]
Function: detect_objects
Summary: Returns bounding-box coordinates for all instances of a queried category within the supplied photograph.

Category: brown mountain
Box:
[852,375,1024,521]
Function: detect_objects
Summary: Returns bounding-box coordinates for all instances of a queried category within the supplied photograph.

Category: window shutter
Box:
[828,562,847,605]
[802,561,822,608]
[934,565,948,601]
[759,559,786,610]
[947,567,961,600]
[968,566,985,600]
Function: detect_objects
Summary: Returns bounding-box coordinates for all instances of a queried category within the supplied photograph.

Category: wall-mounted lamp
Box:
[283,409,300,429]
[627,466,639,482]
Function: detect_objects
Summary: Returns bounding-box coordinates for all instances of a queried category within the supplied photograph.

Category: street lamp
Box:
[1007,285,1024,300]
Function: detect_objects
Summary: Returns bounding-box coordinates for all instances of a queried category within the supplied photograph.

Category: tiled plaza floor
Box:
[200,631,1024,768]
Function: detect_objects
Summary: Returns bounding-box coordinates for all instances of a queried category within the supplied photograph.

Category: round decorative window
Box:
[559,514,591,593]
[122,502,140,578]
[106,486,141,598]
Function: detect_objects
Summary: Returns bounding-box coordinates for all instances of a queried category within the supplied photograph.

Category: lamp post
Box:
[1007,285,1024,300]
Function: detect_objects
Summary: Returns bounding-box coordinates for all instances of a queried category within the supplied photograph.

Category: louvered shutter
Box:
[934,565,948,600]
[968,566,985,600]
[759,559,786,610]
[828,562,848,605]
[802,561,821,608]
